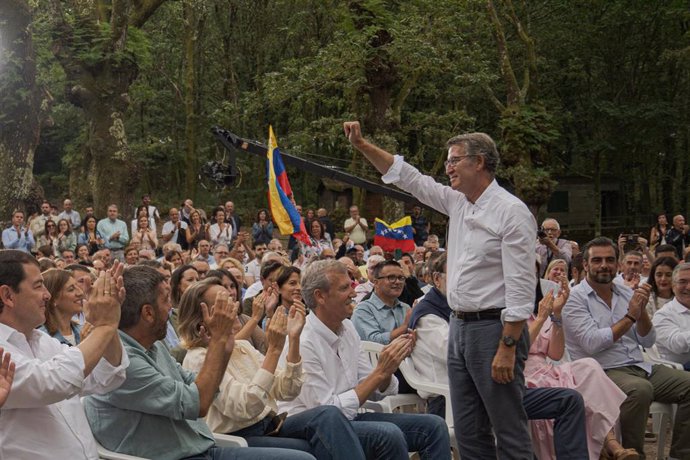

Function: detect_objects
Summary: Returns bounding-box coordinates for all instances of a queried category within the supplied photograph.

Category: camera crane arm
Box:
[211,126,430,209]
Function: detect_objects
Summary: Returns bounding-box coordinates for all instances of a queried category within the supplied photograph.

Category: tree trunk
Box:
[183,0,199,199]
[0,1,42,218]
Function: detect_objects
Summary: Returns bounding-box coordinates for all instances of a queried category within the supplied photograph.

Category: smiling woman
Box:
[40,269,84,346]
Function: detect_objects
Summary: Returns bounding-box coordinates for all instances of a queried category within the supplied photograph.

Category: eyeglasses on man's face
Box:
[444,155,477,169]
[377,275,406,283]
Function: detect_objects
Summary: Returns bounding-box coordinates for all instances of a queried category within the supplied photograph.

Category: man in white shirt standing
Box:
[653,263,690,370]
[344,121,536,459]
[0,249,128,459]
[58,198,82,230]
[279,259,450,459]
[161,207,188,250]
[344,205,368,247]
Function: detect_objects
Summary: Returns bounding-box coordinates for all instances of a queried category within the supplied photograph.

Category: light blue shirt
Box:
[352,292,410,345]
[2,227,35,253]
[84,331,214,460]
[58,210,82,229]
[563,279,656,373]
[96,218,130,250]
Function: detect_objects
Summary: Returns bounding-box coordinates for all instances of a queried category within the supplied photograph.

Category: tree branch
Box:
[129,0,168,28]
[487,0,520,106]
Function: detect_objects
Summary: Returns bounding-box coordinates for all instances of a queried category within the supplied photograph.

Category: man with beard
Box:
[84,266,306,460]
[563,237,690,458]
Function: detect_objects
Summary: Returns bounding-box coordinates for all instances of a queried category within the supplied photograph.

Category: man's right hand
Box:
[376,335,413,376]
[343,121,365,147]
[627,283,651,320]
[85,268,123,328]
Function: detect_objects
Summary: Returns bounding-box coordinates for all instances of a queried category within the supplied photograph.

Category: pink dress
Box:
[526,316,626,460]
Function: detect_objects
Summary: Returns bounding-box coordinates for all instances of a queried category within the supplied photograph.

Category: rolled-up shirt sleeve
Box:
[82,342,129,395]
[501,203,538,322]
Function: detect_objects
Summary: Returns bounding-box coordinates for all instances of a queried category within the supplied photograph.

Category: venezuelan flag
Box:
[266,126,310,245]
[374,216,415,252]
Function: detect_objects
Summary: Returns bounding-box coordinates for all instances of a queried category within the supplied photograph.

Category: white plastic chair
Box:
[96,434,247,460]
[360,341,426,414]
[398,357,459,457]
[641,345,680,459]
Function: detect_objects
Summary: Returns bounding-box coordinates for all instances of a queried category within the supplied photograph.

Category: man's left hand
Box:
[491,346,516,384]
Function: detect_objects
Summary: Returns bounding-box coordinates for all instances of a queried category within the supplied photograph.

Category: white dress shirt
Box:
[652,298,690,365]
[563,280,656,373]
[410,315,449,398]
[278,314,398,420]
[0,323,129,459]
[382,156,537,322]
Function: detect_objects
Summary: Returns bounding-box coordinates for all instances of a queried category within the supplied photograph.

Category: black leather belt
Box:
[452,308,504,321]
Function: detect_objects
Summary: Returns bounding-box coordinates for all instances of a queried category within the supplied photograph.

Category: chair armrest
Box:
[214,433,249,448]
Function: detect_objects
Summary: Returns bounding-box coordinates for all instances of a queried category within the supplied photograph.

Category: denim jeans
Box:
[181,445,314,460]
[353,411,451,460]
[231,405,365,460]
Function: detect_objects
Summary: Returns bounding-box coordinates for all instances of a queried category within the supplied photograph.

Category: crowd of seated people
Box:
[3,195,690,459]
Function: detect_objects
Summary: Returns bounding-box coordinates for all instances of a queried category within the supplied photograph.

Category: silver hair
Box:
[672,263,690,284]
[301,259,348,309]
[446,132,500,174]
[541,218,560,230]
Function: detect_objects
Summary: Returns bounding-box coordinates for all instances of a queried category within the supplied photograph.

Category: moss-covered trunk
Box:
[0,1,42,218]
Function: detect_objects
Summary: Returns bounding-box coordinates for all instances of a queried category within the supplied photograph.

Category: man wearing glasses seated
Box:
[352,260,413,346]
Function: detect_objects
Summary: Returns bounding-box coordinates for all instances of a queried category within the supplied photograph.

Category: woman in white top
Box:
[178,277,364,459]
[130,214,158,251]
[209,207,233,247]
[646,256,678,317]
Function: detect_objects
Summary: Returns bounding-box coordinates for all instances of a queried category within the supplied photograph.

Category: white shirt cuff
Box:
[381,155,404,184]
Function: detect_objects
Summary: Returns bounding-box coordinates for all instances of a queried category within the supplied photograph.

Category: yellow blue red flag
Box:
[266,126,310,245]
[374,216,415,252]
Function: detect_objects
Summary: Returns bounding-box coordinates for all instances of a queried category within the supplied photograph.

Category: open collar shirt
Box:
[96,218,129,250]
[0,323,128,460]
[84,331,214,460]
[277,314,398,421]
[382,156,536,321]
[652,298,690,365]
[563,280,656,373]
[352,291,410,344]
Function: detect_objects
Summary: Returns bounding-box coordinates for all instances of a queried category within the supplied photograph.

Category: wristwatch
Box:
[501,336,517,347]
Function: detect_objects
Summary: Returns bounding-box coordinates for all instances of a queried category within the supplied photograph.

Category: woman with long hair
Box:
[41,269,85,346]
[206,268,266,354]
[39,219,60,257]
[185,209,209,249]
[299,219,332,260]
[131,214,158,251]
[209,207,233,247]
[78,215,105,255]
[649,213,669,251]
[178,278,362,459]
[252,209,274,245]
[645,256,678,318]
[131,205,156,235]
[56,219,77,253]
